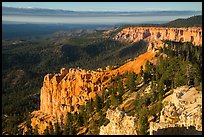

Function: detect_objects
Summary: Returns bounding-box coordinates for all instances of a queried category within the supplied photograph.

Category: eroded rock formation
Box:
[29,51,156,134]
[114,27,202,51]
[99,108,137,135]
[30,68,110,134]
[150,86,202,135]
[27,26,202,134]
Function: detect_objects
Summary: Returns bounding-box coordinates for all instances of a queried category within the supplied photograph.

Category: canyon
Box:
[114,27,202,52]
[114,27,202,45]
[24,26,202,134]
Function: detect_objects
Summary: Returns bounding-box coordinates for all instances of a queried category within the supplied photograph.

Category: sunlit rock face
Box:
[99,108,137,135]
[114,27,202,51]
[39,52,156,115]
[40,68,103,115]
[31,67,110,134]
[37,51,157,117]
[150,86,202,135]
[30,51,156,134]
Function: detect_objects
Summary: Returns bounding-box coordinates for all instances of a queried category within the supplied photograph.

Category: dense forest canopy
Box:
[117,15,202,30]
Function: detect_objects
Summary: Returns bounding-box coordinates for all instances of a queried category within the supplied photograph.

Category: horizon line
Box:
[2,6,202,12]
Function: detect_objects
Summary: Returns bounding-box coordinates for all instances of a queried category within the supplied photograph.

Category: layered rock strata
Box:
[114,27,202,51]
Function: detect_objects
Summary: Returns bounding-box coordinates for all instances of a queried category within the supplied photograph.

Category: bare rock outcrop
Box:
[31,68,110,133]
[100,108,137,135]
[29,51,156,134]
[114,27,202,51]
[150,86,202,135]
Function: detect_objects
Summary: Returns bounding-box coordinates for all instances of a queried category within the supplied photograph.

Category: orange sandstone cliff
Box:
[30,51,156,134]
[114,27,202,51]
[28,27,202,134]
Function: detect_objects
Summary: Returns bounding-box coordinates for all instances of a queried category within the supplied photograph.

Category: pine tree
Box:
[77,114,84,127]
[118,80,124,97]
[49,122,54,135]
[110,92,119,107]
[43,126,50,135]
[54,122,61,135]
[79,105,85,114]
[144,60,152,83]
[86,101,93,115]
[104,99,110,110]
[98,117,105,127]
[138,107,148,135]
[25,127,33,135]
[126,71,137,92]
[33,125,39,135]
[94,93,102,112]
[62,114,69,135]
[139,66,144,77]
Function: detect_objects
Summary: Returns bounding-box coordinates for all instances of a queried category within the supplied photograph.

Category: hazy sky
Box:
[2,2,202,11]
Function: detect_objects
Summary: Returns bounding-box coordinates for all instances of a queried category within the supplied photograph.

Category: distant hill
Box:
[161,15,202,27]
[118,15,202,29]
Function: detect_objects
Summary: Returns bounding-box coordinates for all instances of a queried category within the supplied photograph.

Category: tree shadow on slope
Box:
[61,44,82,62]
[153,126,202,135]
[118,40,148,58]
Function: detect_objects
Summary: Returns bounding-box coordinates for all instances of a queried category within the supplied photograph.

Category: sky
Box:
[2,2,202,12]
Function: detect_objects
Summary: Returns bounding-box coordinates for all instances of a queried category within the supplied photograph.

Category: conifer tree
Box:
[118,80,124,97]
[110,92,118,107]
[43,126,50,135]
[104,99,110,110]
[33,125,39,135]
[94,93,102,112]
[126,71,137,92]
[138,107,148,135]
[54,122,61,135]
[49,122,54,135]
